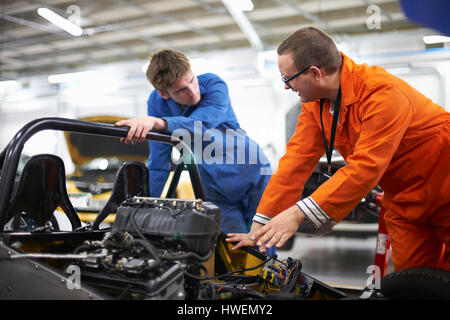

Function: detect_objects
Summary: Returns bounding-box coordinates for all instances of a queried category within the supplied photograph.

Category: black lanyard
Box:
[319,86,342,175]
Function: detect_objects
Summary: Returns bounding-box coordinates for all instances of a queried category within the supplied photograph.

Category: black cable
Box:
[205,255,276,281]
[182,254,276,282]
[183,263,209,280]
[281,260,301,292]
[159,204,175,215]
[160,248,213,262]
[172,206,187,216]
[129,202,161,268]
[73,243,92,254]
[158,204,186,216]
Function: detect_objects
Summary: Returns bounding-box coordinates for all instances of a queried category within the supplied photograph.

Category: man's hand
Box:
[226,206,306,253]
[115,116,167,144]
[226,222,264,251]
[252,205,306,253]
[234,205,306,253]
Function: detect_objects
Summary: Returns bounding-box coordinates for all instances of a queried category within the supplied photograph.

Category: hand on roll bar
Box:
[115,116,168,144]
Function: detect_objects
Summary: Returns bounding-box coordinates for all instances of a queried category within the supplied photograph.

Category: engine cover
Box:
[112,197,221,256]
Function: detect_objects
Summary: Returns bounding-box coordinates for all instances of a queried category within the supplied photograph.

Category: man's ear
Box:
[310,66,323,80]
[158,90,170,100]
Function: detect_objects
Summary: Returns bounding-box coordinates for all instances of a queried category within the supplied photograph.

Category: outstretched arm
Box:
[115,116,167,144]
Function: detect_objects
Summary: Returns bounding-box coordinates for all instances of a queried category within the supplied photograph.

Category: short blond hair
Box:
[146,49,191,91]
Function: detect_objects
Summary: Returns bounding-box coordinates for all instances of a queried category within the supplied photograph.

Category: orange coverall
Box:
[256,53,450,271]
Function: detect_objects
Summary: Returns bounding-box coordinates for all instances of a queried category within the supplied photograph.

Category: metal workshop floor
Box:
[276,230,393,290]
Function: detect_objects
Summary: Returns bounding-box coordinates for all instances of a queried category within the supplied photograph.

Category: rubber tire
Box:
[381,267,450,300]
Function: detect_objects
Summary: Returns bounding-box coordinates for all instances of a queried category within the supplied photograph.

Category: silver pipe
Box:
[7,249,108,260]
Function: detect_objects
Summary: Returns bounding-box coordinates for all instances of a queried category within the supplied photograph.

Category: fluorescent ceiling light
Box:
[423,35,450,45]
[37,7,83,36]
[48,71,98,84]
[222,0,262,51]
[225,0,254,11]
[239,0,254,11]
[0,80,19,88]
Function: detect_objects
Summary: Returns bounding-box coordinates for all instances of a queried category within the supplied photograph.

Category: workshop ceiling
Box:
[0,0,422,79]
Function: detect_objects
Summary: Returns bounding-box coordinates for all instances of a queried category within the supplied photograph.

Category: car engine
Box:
[71,197,221,299]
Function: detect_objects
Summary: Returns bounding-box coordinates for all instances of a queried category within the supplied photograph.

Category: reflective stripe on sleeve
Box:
[252,213,271,225]
[296,196,331,229]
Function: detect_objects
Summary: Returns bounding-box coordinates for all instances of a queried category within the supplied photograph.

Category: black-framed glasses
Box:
[281,65,320,84]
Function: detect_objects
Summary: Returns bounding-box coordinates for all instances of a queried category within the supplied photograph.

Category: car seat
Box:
[5,154,82,231]
[92,161,150,229]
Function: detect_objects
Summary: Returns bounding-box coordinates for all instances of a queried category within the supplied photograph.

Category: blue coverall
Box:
[146,73,272,234]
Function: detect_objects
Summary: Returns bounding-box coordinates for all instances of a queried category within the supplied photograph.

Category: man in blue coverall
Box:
[116,49,272,234]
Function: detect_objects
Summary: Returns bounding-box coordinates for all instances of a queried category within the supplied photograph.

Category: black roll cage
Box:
[0,117,205,229]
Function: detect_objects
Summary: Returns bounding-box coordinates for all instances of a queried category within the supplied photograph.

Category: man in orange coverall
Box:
[226,27,450,271]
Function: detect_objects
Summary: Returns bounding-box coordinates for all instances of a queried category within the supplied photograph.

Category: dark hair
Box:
[146,49,191,91]
[277,27,342,74]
